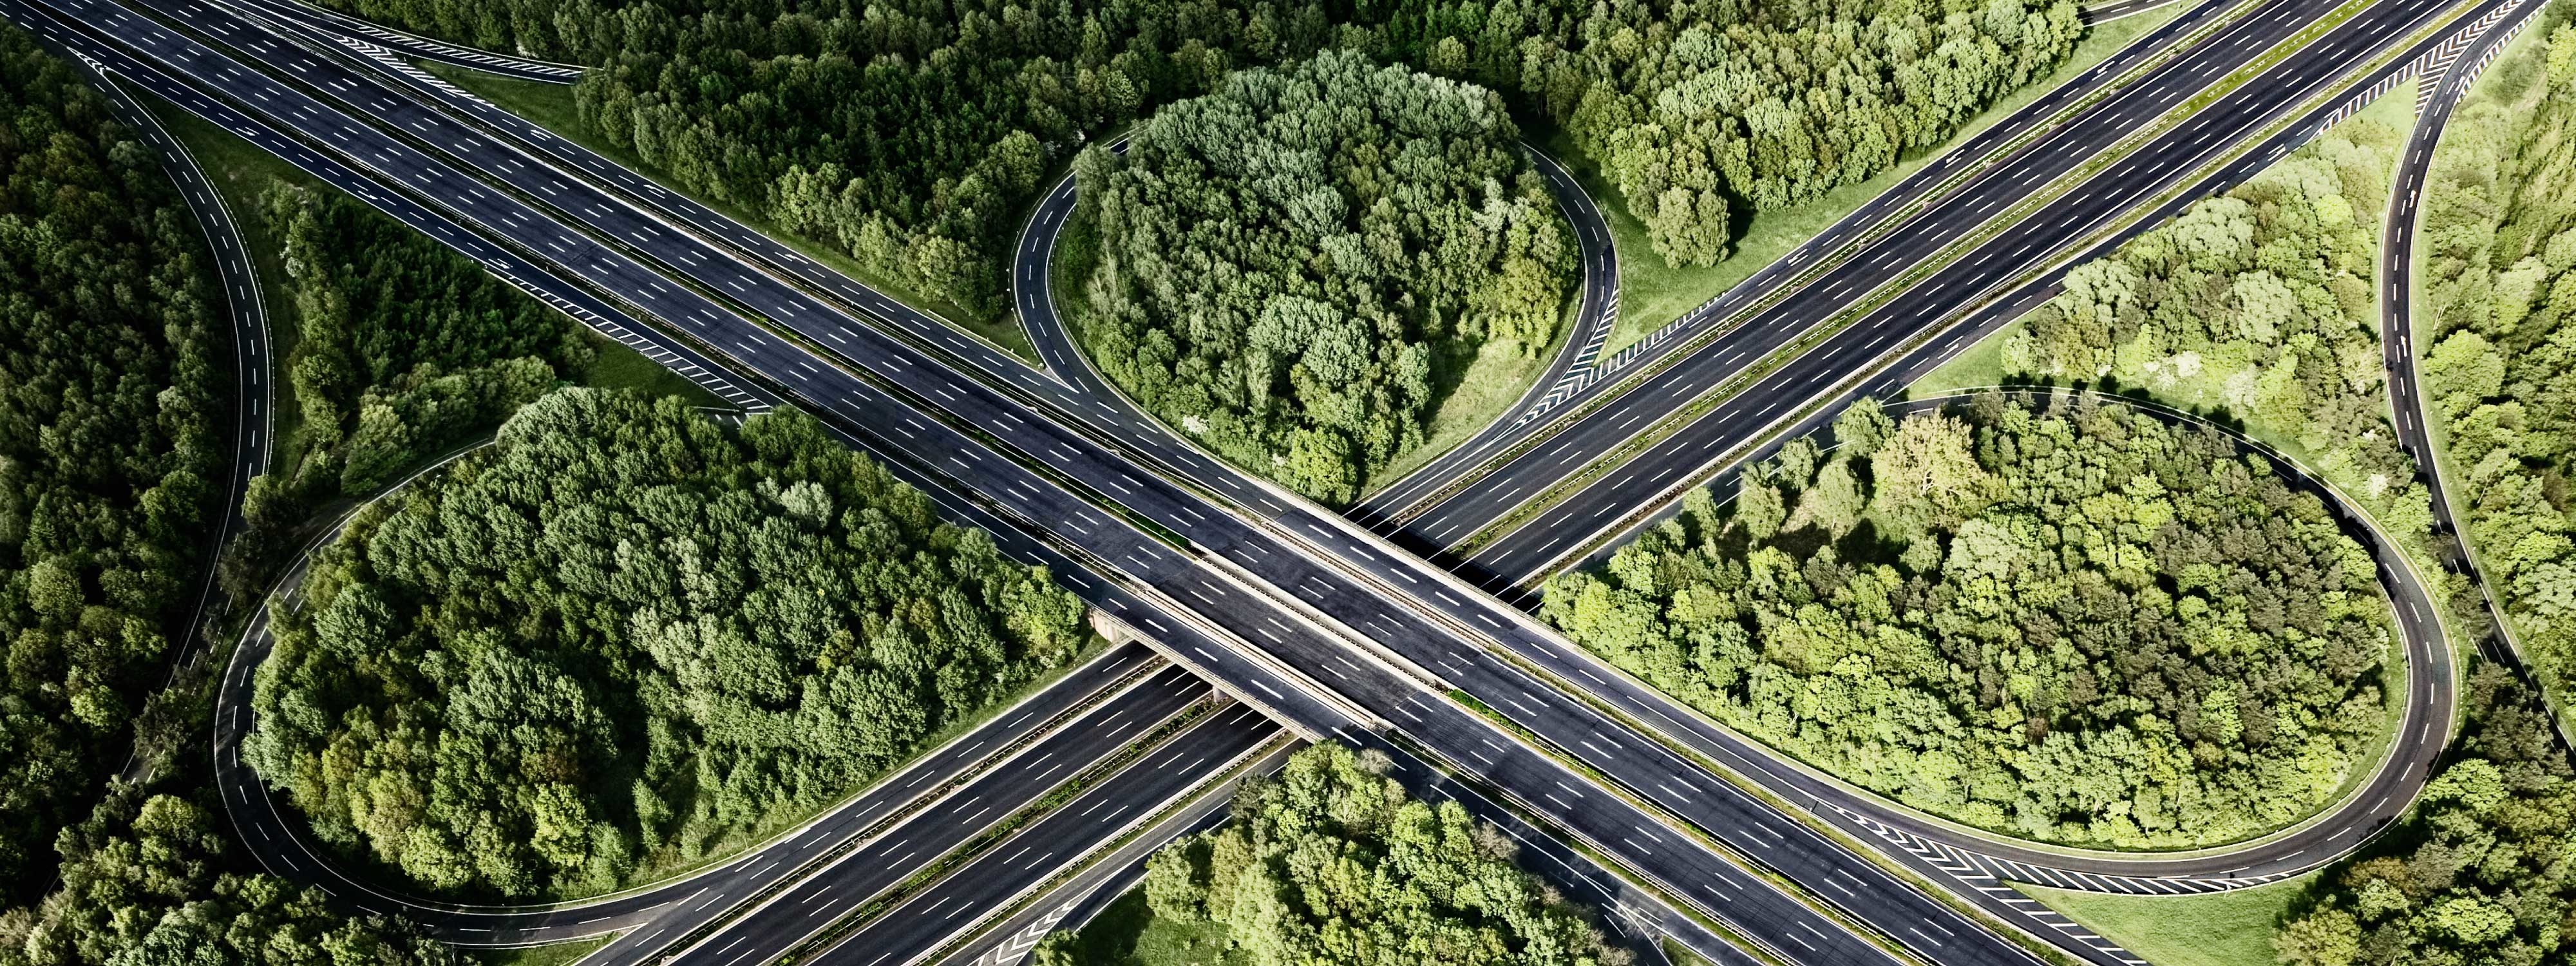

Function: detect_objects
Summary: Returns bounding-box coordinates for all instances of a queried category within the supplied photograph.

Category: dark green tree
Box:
[1075,51,1575,501]
[0,23,224,899]
[246,388,1090,899]
[1544,393,2396,847]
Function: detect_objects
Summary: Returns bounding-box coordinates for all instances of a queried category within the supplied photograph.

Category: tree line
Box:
[1073,50,1575,502]
[2414,6,2576,721]
[223,182,592,603]
[246,388,1092,899]
[0,790,454,966]
[0,23,225,906]
[1543,392,2396,847]
[1036,743,1627,966]
[0,23,459,965]
[2007,113,2436,554]
[314,0,2083,317]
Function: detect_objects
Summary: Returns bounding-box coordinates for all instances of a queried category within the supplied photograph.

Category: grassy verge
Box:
[1055,889,1246,966]
[418,64,1039,363]
[1543,3,2188,357]
[2016,871,2322,966]
[466,937,612,966]
[1361,310,1575,494]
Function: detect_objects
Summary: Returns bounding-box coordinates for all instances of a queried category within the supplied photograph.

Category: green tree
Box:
[2272,664,2571,966]
[1544,393,2396,848]
[0,23,223,899]
[1074,52,1575,500]
[245,388,1089,899]
[0,790,453,966]
[1113,744,1626,966]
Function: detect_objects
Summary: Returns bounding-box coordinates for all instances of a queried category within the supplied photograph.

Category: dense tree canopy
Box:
[224,182,589,602]
[266,183,589,498]
[1543,393,2396,846]
[0,791,453,966]
[1467,0,2081,265]
[2272,664,2573,966]
[2006,115,2434,549]
[1037,743,1623,966]
[1074,51,1573,502]
[2415,12,2576,714]
[0,24,224,900]
[317,0,2081,314]
[245,388,1089,898]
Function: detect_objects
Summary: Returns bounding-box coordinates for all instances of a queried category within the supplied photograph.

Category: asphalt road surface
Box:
[1379,0,2494,582]
[18,0,2510,961]
[21,5,2031,961]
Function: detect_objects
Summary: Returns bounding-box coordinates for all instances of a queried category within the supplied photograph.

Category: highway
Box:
[1373,0,2499,584]
[18,0,2521,961]
[683,702,1278,966]
[11,3,2064,963]
[232,0,582,82]
[1353,0,2255,521]
[638,670,1233,966]
[1000,0,2486,889]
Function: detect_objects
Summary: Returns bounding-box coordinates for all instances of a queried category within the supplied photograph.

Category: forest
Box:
[0,23,459,965]
[1036,743,1625,966]
[2414,10,2576,715]
[2271,664,2573,966]
[1072,51,1573,502]
[1543,392,2397,847]
[312,0,2081,316]
[2005,113,2436,552]
[0,25,225,904]
[224,182,591,601]
[0,790,454,966]
[245,388,1091,898]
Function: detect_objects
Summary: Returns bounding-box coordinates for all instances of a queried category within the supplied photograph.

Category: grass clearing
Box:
[468,936,612,966]
[420,64,1039,363]
[2016,871,2320,966]
[1544,2,2188,357]
[1360,313,1571,493]
[1056,889,1246,966]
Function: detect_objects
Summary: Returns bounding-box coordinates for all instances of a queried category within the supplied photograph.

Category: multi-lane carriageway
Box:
[1375,0,2514,588]
[3,0,2517,962]
[14,4,1996,966]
